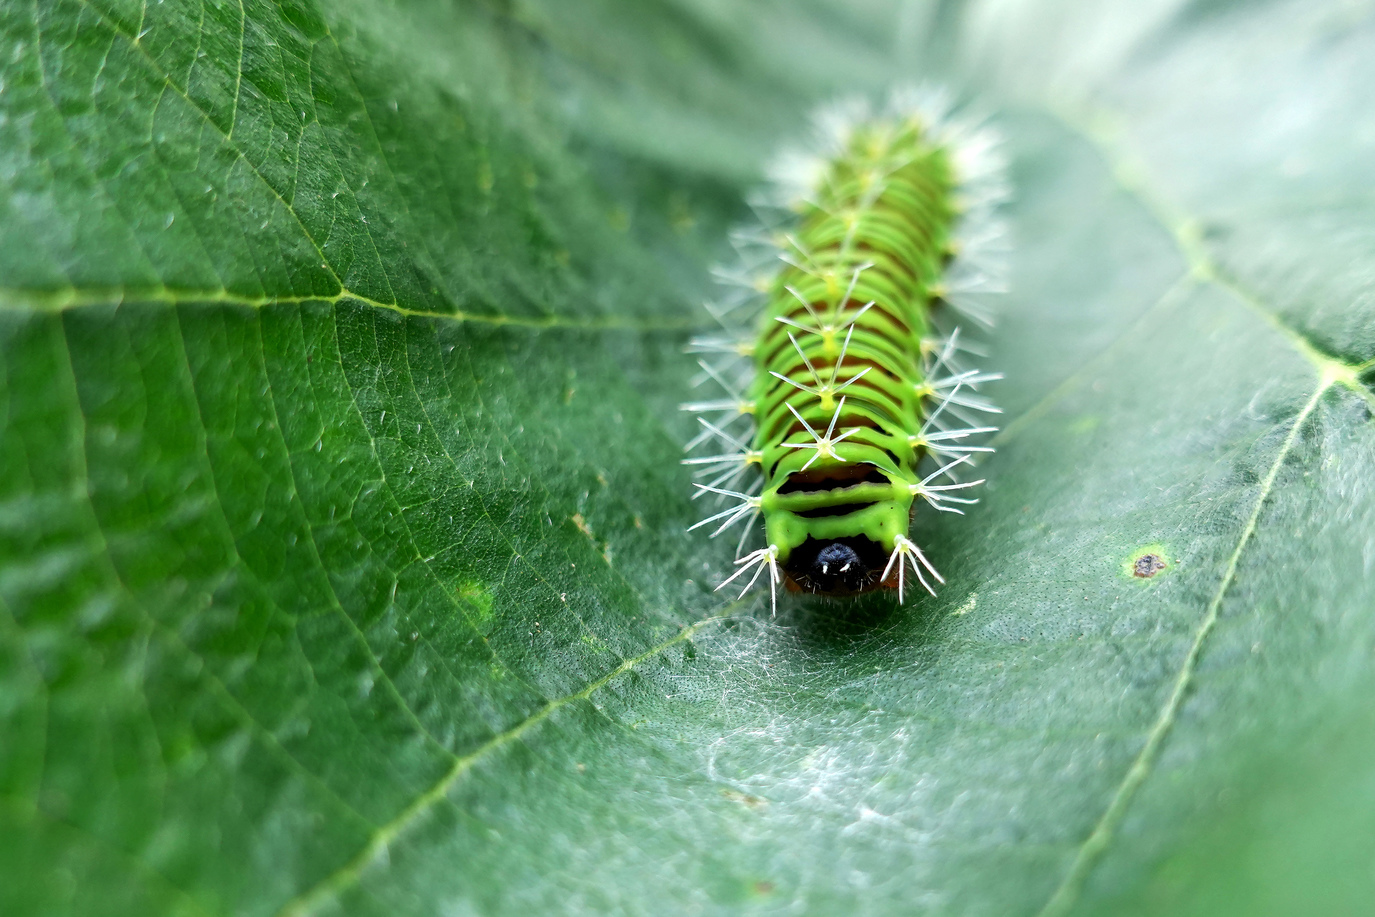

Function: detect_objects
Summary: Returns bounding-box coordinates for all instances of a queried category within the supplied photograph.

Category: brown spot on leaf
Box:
[1133,553,1166,578]
[722,789,767,810]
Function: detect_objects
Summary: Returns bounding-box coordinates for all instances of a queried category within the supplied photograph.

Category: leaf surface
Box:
[2,1,1373,915]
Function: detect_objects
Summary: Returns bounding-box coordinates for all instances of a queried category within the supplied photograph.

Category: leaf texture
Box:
[2,1,1374,915]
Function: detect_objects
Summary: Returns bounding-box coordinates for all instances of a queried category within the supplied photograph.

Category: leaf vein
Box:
[1048,100,1374,402]
[1036,381,1330,916]
[74,0,347,294]
[0,794,220,917]
[273,614,724,917]
[339,307,552,714]
[40,312,378,886]
[235,307,463,758]
[0,286,698,331]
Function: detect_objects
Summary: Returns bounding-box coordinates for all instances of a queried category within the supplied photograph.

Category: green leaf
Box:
[2,1,1373,915]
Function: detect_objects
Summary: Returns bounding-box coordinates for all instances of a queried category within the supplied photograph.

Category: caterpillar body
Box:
[685,90,1008,612]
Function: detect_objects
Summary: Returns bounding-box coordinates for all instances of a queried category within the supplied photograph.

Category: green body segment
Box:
[752,119,959,568]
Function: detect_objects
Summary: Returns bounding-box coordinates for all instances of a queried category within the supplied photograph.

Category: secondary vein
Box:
[0,286,696,332]
[273,614,725,917]
[1044,101,1374,399]
[1036,380,1329,917]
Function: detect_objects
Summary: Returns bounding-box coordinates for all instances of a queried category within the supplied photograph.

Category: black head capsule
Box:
[786,537,885,595]
[816,542,862,580]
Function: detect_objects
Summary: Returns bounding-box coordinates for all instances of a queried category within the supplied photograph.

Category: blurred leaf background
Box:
[2,0,1374,915]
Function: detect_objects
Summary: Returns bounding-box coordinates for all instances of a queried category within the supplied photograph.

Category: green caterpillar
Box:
[685,90,1007,611]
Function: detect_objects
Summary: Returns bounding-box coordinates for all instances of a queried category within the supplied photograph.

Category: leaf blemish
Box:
[1121,544,1171,581]
[722,789,767,809]
[1132,553,1166,578]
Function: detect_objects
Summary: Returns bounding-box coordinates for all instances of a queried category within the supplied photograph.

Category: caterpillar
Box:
[684,89,1008,612]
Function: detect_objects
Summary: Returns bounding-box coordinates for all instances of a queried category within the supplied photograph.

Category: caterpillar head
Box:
[784,535,887,595]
